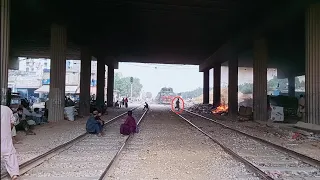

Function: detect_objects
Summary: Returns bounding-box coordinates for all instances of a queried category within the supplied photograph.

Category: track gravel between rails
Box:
[3,107,145,180]
[105,106,261,180]
[180,111,320,180]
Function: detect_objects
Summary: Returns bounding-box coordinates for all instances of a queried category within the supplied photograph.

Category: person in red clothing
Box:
[124,97,128,108]
[120,111,137,135]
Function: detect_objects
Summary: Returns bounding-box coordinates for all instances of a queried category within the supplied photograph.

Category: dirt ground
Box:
[106,104,259,180]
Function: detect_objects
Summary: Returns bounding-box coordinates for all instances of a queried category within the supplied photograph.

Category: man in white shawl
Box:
[1,105,19,179]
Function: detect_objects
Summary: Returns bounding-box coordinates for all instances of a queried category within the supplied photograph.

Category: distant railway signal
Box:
[130,77,133,83]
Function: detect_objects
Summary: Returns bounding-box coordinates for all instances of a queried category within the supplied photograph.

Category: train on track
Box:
[155,87,176,104]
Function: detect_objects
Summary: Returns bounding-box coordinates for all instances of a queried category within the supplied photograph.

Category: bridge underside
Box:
[1,0,319,124]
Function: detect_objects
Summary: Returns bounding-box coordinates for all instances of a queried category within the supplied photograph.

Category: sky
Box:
[115,63,203,97]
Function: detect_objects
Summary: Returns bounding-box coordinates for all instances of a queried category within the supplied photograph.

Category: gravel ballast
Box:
[106,105,260,180]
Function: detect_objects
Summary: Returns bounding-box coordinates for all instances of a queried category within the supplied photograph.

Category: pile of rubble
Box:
[187,104,213,114]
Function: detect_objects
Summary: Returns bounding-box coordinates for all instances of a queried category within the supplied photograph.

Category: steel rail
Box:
[175,112,273,180]
[185,109,320,168]
[1,105,142,179]
[99,108,149,180]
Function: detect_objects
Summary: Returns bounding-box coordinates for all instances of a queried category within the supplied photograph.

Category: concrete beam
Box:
[199,0,307,72]
[253,38,268,122]
[228,52,238,118]
[107,64,114,107]
[96,58,106,108]
[79,48,91,116]
[213,63,221,106]
[203,70,209,104]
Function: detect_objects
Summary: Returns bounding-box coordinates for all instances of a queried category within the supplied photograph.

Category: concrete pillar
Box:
[203,69,209,104]
[305,3,320,125]
[213,63,221,106]
[79,48,91,116]
[228,54,238,118]
[107,64,114,107]
[288,76,295,97]
[96,59,105,108]
[253,38,268,121]
[0,0,10,105]
[48,24,67,122]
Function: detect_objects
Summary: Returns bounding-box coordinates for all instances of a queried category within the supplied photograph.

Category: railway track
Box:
[1,105,147,180]
[176,110,320,180]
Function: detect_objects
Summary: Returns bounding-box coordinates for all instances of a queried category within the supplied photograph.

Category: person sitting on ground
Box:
[66,97,75,107]
[20,105,37,126]
[115,101,120,108]
[143,102,149,110]
[13,108,36,136]
[86,111,105,137]
[120,111,137,135]
[32,108,45,124]
[11,110,20,144]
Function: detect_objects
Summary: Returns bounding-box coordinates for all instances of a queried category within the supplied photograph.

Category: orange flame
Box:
[212,104,228,114]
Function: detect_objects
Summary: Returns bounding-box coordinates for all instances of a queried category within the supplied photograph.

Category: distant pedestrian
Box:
[1,105,20,179]
[143,102,149,110]
[124,97,128,108]
[175,98,180,111]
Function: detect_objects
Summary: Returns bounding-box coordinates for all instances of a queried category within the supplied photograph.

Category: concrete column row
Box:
[48,24,67,122]
[213,64,221,106]
[253,38,268,122]
[203,70,209,104]
[228,53,238,118]
[0,0,10,105]
[96,59,106,108]
[305,3,320,125]
[107,64,114,107]
[79,48,91,116]
[288,76,295,97]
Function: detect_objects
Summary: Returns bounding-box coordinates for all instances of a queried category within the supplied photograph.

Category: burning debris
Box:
[212,104,228,115]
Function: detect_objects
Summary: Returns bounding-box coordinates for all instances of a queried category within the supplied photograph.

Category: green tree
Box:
[267,76,289,91]
[238,83,253,94]
[179,87,213,99]
[114,72,143,98]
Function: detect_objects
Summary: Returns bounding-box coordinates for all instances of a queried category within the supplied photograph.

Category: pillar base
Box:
[48,88,65,122]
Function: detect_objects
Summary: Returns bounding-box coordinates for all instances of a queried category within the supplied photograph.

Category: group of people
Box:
[86,110,138,137]
[1,103,47,179]
[115,97,129,108]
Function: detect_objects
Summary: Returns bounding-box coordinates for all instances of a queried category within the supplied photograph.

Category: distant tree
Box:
[238,83,253,94]
[295,77,305,89]
[179,87,213,99]
[267,76,288,91]
[145,92,152,99]
[114,72,143,97]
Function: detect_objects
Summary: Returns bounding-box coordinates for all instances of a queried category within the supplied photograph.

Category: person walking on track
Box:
[1,105,20,180]
[175,98,180,111]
